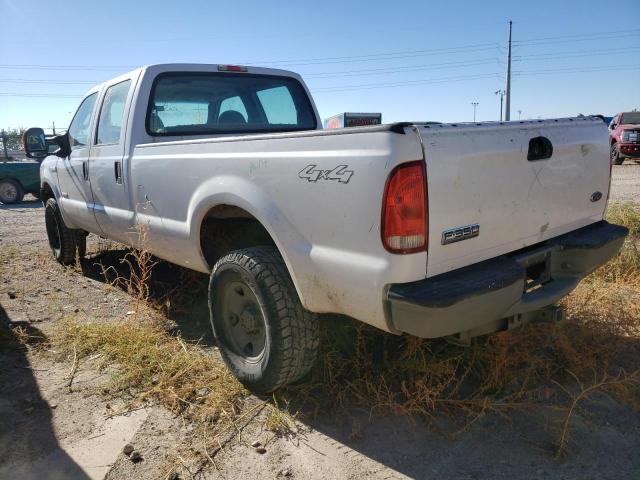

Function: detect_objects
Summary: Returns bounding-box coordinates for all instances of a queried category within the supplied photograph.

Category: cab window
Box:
[96,80,131,145]
[68,93,98,149]
[147,72,316,136]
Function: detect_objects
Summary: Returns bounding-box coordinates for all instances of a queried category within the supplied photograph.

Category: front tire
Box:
[0,179,24,204]
[611,143,624,165]
[45,198,86,264]
[208,246,319,393]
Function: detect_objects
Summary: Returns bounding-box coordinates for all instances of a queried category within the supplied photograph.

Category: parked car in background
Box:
[609,111,640,165]
[0,159,41,204]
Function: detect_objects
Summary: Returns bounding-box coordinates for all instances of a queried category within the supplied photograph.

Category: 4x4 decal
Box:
[298,164,354,184]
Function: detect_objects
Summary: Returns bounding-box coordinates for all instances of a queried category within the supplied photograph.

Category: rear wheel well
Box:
[199,205,277,269]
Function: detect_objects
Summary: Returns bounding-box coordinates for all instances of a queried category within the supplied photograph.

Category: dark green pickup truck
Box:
[0,160,41,204]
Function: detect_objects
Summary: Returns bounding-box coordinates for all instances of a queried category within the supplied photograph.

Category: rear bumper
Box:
[385,221,628,339]
[619,143,640,158]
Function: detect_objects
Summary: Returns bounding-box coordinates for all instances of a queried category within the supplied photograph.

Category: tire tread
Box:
[210,246,319,392]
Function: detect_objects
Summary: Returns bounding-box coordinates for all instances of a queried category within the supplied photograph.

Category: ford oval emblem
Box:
[590,191,603,202]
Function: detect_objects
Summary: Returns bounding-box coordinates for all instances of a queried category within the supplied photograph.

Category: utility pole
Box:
[471,102,479,122]
[505,20,513,121]
[517,109,522,120]
[52,121,56,135]
[495,90,505,121]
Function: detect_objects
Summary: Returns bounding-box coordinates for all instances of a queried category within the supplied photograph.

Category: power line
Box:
[311,73,501,92]
[515,46,640,59]
[250,44,503,66]
[0,48,638,86]
[1,48,638,86]
[0,28,638,74]
[2,63,638,99]
[513,28,640,44]
[303,58,501,78]
[0,64,135,71]
[513,31,640,47]
[0,44,503,72]
[514,65,640,75]
[0,78,101,85]
[0,93,83,98]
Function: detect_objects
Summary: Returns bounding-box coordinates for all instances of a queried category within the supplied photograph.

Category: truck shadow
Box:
[0,303,89,479]
[81,248,214,346]
[281,316,640,479]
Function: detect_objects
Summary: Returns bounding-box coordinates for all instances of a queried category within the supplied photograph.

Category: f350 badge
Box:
[441,223,480,245]
[299,165,354,184]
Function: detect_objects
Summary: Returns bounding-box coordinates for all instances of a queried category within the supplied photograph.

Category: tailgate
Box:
[419,117,611,277]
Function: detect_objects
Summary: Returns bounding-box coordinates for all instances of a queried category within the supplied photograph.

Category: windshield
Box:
[620,112,640,125]
[147,72,317,136]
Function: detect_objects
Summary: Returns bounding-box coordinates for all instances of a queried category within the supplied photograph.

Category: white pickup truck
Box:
[24,63,628,393]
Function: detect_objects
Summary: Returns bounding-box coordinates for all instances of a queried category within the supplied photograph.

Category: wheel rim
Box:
[219,280,267,360]
[0,182,18,203]
[611,145,618,162]
[45,207,61,252]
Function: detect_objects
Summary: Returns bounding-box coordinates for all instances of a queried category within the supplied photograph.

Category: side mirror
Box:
[51,132,71,158]
[23,127,48,159]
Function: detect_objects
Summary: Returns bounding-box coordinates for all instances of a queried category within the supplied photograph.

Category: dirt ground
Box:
[1,163,639,480]
[611,163,640,205]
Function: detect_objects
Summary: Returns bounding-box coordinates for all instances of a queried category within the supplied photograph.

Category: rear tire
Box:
[45,198,85,264]
[0,179,24,204]
[611,143,624,165]
[208,246,319,393]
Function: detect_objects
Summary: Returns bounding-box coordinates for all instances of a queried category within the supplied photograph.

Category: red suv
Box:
[609,111,640,165]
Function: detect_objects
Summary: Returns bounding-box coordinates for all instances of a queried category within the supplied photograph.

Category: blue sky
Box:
[1,0,639,131]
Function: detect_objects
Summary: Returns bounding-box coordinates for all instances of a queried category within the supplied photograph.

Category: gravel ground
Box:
[610,163,640,205]
[0,166,639,480]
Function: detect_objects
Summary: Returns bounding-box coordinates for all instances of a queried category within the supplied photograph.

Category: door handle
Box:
[82,160,89,181]
[114,161,123,184]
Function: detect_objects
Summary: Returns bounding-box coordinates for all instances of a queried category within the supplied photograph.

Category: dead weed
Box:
[44,203,640,463]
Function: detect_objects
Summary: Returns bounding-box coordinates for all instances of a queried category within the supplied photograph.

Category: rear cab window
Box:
[146,72,316,136]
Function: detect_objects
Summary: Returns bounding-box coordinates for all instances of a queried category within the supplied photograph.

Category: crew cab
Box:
[609,111,640,164]
[24,63,628,393]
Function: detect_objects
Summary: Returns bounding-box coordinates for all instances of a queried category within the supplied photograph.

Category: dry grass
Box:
[47,315,252,477]
[97,225,159,317]
[49,316,246,423]
[43,202,640,465]
[264,395,298,437]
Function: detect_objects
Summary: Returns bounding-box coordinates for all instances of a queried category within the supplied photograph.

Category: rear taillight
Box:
[381,161,428,254]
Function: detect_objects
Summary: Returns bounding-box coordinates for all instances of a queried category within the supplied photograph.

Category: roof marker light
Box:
[218,65,248,72]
